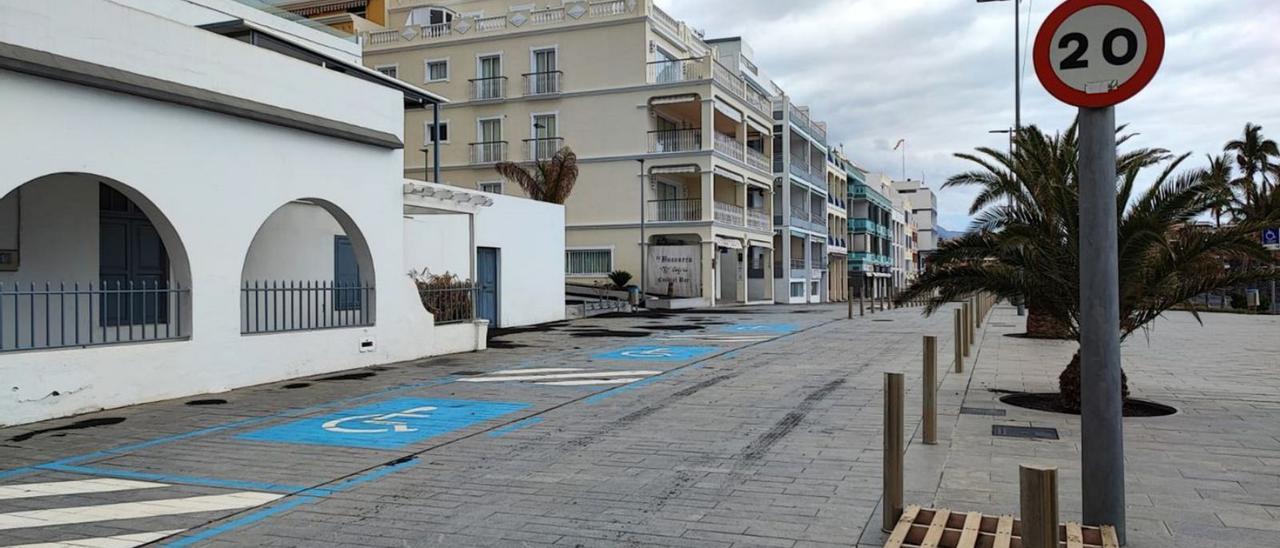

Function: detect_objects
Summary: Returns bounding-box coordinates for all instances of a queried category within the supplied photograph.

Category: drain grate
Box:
[872,319,895,322]
[960,407,1007,417]
[989,323,1017,328]
[992,425,1058,440]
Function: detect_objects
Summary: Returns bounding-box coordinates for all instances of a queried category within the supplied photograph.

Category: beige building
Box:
[825,148,848,302]
[360,0,777,307]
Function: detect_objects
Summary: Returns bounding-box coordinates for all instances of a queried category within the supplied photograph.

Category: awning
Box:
[713,99,742,120]
[715,237,743,250]
[713,166,745,183]
[649,94,700,106]
[651,164,700,175]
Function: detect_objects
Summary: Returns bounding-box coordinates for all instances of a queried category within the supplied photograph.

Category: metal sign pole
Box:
[1078,106,1125,542]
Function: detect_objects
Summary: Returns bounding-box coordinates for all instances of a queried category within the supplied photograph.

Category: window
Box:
[790,282,804,298]
[530,47,559,94]
[530,113,559,160]
[479,118,502,143]
[566,249,612,276]
[425,59,449,82]
[479,182,503,194]
[426,121,450,143]
[374,64,398,79]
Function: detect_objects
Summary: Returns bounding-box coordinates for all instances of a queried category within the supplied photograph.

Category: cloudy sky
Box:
[653,0,1280,231]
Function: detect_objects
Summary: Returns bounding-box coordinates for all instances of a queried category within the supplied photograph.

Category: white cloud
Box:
[654,0,1280,230]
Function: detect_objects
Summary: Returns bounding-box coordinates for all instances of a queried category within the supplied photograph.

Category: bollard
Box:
[848,292,853,320]
[860,293,865,316]
[882,372,905,532]
[1020,465,1060,548]
[962,303,972,358]
[923,336,938,445]
[953,308,964,373]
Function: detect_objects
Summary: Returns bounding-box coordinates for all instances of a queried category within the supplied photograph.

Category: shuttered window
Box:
[565,249,612,276]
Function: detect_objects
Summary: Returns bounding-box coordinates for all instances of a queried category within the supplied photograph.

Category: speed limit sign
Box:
[1034,0,1164,108]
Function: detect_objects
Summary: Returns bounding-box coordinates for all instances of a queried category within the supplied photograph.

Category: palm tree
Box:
[1225,123,1279,202]
[1202,154,1234,227]
[494,146,579,205]
[899,124,1274,411]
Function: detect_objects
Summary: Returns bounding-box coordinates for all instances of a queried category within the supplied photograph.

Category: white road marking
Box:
[0,480,167,501]
[0,492,282,531]
[458,371,662,383]
[485,368,586,375]
[2,529,184,548]
[537,379,647,386]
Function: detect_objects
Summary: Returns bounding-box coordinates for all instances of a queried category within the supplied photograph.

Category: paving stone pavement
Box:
[0,303,1276,547]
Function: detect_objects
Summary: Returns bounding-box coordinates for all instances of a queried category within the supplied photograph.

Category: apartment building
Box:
[766,94,830,304]
[847,167,896,301]
[891,179,939,271]
[826,148,850,302]
[358,1,777,308]
[268,0,389,33]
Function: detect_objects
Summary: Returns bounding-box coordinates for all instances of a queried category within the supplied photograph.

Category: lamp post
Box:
[637,158,647,304]
[977,0,1022,140]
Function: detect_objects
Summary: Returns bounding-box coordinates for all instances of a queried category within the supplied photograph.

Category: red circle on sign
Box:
[1034,0,1165,108]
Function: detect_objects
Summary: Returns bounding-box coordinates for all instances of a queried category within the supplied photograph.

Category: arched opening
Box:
[240,199,376,334]
[0,173,193,352]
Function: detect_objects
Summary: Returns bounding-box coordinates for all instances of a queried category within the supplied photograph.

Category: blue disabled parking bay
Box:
[236,398,529,450]
[719,323,798,334]
[593,346,718,362]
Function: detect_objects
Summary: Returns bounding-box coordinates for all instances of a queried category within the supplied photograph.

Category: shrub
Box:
[409,268,474,323]
[607,270,634,291]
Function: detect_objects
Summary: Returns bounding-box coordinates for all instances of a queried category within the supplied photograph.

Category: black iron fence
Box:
[0,281,189,352]
[242,281,374,334]
[418,285,476,325]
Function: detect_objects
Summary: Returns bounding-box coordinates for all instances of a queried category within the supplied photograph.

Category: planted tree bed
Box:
[999,393,1177,418]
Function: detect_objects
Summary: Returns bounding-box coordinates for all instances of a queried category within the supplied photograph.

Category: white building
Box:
[0,0,564,426]
[891,179,938,269]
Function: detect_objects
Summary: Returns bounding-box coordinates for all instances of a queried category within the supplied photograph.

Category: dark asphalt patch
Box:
[317,372,377,381]
[567,330,650,338]
[185,399,228,406]
[282,383,311,390]
[9,417,127,442]
[487,340,530,349]
[634,324,705,331]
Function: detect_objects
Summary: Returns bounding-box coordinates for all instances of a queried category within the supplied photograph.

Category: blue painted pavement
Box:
[593,346,718,362]
[719,323,797,334]
[236,398,528,450]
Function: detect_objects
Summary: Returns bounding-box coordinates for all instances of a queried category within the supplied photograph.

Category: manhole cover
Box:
[872,319,894,322]
[992,425,1058,440]
[989,323,1017,328]
[960,407,1007,417]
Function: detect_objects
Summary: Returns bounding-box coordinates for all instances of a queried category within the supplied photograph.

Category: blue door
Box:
[477,247,500,327]
[99,184,168,326]
[334,236,361,311]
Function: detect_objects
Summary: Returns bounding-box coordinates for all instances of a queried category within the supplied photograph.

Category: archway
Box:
[240,199,376,334]
[0,173,193,351]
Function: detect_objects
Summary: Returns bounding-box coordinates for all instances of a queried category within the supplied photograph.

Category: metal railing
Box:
[242,281,373,335]
[418,285,476,325]
[745,146,770,173]
[0,281,189,352]
[523,137,564,161]
[747,208,770,230]
[648,129,702,153]
[713,132,745,163]
[523,71,563,95]
[790,258,807,270]
[647,58,707,84]
[469,76,507,101]
[647,198,702,222]
[713,201,744,226]
[469,141,508,164]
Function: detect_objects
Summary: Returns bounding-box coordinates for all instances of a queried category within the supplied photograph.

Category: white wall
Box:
[242,202,347,283]
[403,214,471,279]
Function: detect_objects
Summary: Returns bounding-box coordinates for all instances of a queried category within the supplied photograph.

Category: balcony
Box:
[648,199,702,222]
[362,0,636,50]
[713,132,745,163]
[469,141,508,164]
[713,201,744,226]
[745,146,770,173]
[522,137,564,161]
[469,76,507,101]
[648,58,708,84]
[851,218,877,233]
[789,104,828,145]
[648,128,702,154]
[747,208,770,231]
[523,71,563,96]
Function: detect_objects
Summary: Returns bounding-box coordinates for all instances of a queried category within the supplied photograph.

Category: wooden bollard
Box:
[882,372,905,532]
[848,291,853,320]
[923,336,937,445]
[860,293,865,316]
[1020,465,1060,548]
[962,303,972,358]
[953,308,964,373]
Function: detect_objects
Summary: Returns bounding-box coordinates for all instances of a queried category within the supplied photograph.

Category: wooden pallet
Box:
[885,505,1120,548]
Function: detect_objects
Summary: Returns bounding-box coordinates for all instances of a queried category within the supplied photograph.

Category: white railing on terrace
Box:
[364,0,637,47]
[648,58,708,84]
[747,209,770,230]
[714,202,744,226]
[651,4,680,36]
[648,199,702,222]
[713,132,745,163]
[711,59,770,115]
[745,146,770,173]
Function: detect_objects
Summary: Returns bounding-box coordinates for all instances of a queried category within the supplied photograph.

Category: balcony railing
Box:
[590,0,629,16]
[713,132,745,163]
[475,15,507,32]
[647,198,702,222]
[747,208,770,231]
[523,71,563,96]
[745,147,770,173]
[523,137,564,161]
[790,258,807,270]
[648,58,707,84]
[531,6,565,25]
[362,0,637,49]
[713,201,744,225]
[242,281,373,335]
[469,76,507,101]
[648,128,702,153]
[1,281,189,353]
[851,219,877,233]
[469,141,508,164]
[651,4,680,36]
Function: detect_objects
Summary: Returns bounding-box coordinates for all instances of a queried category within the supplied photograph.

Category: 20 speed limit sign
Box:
[1034,0,1164,108]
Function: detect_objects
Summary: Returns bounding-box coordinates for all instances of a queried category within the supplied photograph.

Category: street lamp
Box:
[977,0,1022,138]
[637,158,647,304]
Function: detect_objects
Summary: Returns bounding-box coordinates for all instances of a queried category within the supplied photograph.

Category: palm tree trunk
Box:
[1058,351,1130,412]
[1025,305,1071,339]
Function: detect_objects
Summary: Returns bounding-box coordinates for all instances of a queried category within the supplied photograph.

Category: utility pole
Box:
[637,159,647,302]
